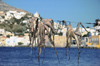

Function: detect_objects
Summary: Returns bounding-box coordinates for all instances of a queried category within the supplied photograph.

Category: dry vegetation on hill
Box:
[0,0,30,13]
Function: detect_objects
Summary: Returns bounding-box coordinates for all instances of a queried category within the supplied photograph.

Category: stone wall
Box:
[45,35,66,47]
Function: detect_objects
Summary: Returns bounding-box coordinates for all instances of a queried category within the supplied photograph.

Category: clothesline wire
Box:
[53,20,95,24]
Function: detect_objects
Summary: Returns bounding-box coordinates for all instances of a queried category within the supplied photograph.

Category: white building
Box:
[61,28,67,36]
[6,36,29,46]
[0,29,5,34]
[6,36,18,46]
[79,28,99,36]
[54,22,59,29]
[5,11,26,20]
[0,16,5,23]
[0,42,2,46]
[34,12,40,18]
[22,20,28,23]
[17,36,28,46]
[14,12,26,19]
[5,11,14,20]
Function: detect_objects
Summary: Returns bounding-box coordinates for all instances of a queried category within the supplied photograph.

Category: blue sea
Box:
[0,47,100,66]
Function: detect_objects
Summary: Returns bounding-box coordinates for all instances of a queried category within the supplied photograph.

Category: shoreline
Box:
[0,46,99,49]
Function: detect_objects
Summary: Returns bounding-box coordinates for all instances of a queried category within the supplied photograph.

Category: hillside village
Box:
[0,10,100,48]
[0,0,100,48]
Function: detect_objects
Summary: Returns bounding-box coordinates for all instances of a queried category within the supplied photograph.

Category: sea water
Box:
[0,47,100,66]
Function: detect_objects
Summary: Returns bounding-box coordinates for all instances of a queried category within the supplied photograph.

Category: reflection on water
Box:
[0,47,100,66]
[78,53,80,66]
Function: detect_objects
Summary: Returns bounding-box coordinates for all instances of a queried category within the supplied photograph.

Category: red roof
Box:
[18,36,24,37]
[0,36,8,38]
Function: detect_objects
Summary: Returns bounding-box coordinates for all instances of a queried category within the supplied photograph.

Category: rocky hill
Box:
[0,0,31,14]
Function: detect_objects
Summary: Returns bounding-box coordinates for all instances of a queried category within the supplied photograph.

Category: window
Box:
[7,41,10,43]
[13,40,15,43]
[86,38,88,42]
[2,39,4,41]
[82,37,84,40]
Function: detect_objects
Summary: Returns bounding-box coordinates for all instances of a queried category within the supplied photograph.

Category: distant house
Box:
[96,19,100,26]
[22,20,28,23]
[5,11,26,20]
[95,26,100,32]
[98,21,100,26]
[14,12,26,19]
[6,36,29,46]
[17,36,29,46]
[54,36,66,47]
[0,42,2,46]
[24,33,29,36]
[61,28,67,36]
[91,35,99,44]
[34,12,40,18]
[45,35,66,47]
[6,36,17,46]
[82,35,99,47]
[24,36,30,45]
[0,36,8,46]
[54,22,59,29]
[5,31,14,36]
[5,11,14,20]
[0,11,5,16]
[0,29,5,34]
[0,16,5,23]
[81,28,98,36]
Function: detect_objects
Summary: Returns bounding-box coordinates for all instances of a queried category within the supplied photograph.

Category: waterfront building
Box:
[0,36,8,46]
[91,35,99,44]
[82,35,100,48]
[5,36,29,46]
[17,36,29,46]
[45,35,66,47]
[54,36,66,47]
[0,42,2,46]
[6,36,17,46]
[95,35,100,48]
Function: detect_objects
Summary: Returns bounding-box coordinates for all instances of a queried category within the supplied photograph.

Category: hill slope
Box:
[0,0,31,13]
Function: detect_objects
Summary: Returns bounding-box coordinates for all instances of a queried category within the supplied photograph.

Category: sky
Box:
[3,0,100,28]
